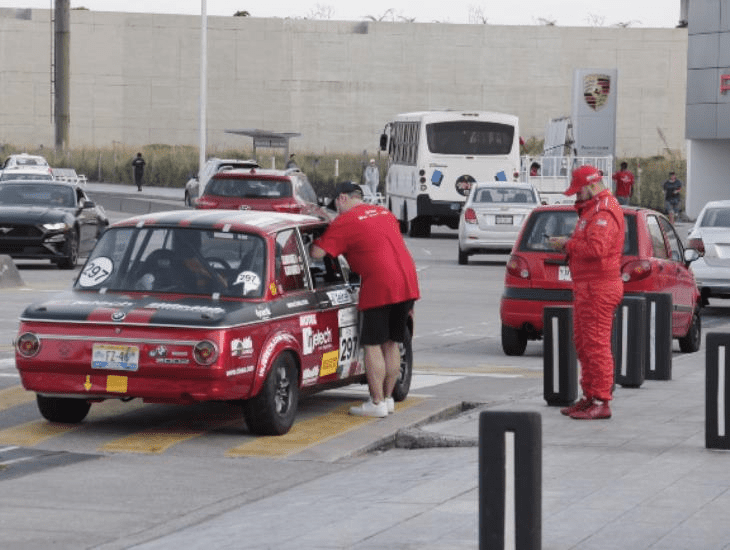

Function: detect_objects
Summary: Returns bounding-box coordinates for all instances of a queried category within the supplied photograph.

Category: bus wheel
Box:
[410,216,431,238]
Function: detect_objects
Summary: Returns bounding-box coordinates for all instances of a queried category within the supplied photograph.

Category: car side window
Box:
[658,217,683,262]
[275,229,307,292]
[300,227,346,288]
[647,216,669,259]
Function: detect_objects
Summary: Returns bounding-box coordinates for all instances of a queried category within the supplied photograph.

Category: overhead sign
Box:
[571,68,617,158]
[253,137,288,148]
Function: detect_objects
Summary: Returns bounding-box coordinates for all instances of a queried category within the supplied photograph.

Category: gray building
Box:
[685,0,730,218]
[1,8,687,161]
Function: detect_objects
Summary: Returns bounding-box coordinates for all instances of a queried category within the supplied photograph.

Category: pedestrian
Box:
[662,170,683,224]
[548,165,624,420]
[285,154,298,170]
[309,182,420,418]
[612,161,635,205]
[363,158,380,196]
[132,152,146,192]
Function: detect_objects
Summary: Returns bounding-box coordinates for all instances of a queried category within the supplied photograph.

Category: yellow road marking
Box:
[227,397,424,458]
[99,408,242,454]
[0,420,81,446]
[0,385,35,413]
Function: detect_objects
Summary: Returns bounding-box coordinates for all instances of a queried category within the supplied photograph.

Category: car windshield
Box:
[473,186,537,204]
[13,156,48,167]
[700,207,730,227]
[0,173,53,181]
[206,178,292,199]
[520,210,635,255]
[76,226,267,298]
[0,183,74,207]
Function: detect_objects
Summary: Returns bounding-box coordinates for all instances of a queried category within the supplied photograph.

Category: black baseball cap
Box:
[334,181,362,196]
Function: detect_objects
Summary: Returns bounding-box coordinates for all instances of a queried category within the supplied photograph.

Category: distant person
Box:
[363,158,380,195]
[529,161,541,177]
[132,152,146,192]
[663,171,682,224]
[612,161,635,205]
[285,154,298,170]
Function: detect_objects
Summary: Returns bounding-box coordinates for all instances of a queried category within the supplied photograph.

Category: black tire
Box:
[678,307,701,353]
[501,324,527,356]
[57,230,79,269]
[242,352,299,435]
[409,216,431,238]
[36,394,91,423]
[458,247,469,265]
[391,326,413,402]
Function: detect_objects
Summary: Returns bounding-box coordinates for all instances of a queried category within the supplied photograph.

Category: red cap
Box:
[564,165,602,196]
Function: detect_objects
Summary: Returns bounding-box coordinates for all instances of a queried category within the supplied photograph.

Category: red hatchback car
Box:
[195,167,331,221]
[499,205,702,356]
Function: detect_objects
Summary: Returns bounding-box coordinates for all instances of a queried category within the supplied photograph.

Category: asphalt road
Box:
[1,194,729,548]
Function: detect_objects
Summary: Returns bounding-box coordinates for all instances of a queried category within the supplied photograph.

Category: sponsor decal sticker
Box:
[326,289,352,306]
[287,299,309,309]
[338,325,358,368]
[259,333,289,377]
[78,257,114,287]
[303,326,333,355]
[302,365,319,386]
[231,337,254,357]
[226,365,254,377]
[146,302,225,315]
[338,307,358,327]
[320,350,339,377]
[233,271,261,295]
[270,282,278,296]
[299,313,317,327]
[255,306,272,320]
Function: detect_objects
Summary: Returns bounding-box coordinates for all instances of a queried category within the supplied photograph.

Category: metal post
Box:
[543,306,577,406]
[706,333,730,449]
[643,293,673,380]
[54,0,70,150]
[479,411,541,550]
[199,0,207,178]
[613,294,647,388]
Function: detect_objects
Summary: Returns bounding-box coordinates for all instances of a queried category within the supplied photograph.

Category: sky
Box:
[4,1,682,28]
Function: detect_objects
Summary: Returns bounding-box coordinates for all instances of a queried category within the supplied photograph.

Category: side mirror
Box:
[684,248,701,264]
[379,133,388,151]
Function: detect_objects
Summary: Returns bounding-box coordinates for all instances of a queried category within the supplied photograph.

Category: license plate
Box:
[558,265,572,281]
[92,344,139,372]
[495,215,513,225]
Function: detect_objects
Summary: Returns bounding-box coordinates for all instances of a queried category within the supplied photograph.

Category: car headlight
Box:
[43,222,70,231]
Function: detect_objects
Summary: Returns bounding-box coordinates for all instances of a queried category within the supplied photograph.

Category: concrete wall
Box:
[0,8,688,159]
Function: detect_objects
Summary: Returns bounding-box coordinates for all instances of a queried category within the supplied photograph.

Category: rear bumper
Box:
[499,287,573,336]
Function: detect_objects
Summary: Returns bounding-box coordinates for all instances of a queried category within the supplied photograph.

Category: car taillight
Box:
[194,198,217,209]
[506,255,530,279]
[273,203,301,213]
[688,237,705,254]
[621,259,652,282]
[193,340,218,365]
[16,332,41,357]
[464,208,477,224]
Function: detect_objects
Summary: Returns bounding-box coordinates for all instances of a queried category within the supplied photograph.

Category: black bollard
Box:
[613,294,647,388]
[543,306,577,406]
[479,411,541,550]
[706,333,730,450]
[643,293,673,380]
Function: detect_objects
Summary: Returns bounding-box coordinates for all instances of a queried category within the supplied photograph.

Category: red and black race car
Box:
[14,210,413,435]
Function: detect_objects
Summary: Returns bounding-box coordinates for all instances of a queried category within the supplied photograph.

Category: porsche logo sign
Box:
[583,73,611,111]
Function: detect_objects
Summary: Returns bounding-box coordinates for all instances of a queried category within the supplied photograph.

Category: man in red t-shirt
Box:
[310,182,420,418]
[611,162,635,205]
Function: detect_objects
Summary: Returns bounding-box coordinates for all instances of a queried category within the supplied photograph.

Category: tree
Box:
[233,11,250,17]
[306,4,334,19]
[468,6,488,24]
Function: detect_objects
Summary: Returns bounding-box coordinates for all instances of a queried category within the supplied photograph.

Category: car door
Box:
[657,216,696,334]
[74,188,101,254]
[299,227,364,386]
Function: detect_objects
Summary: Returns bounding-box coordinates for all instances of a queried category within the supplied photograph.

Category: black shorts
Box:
[360,300,414,346]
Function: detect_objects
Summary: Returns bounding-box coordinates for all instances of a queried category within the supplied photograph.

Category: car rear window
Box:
[206,178,292,199]
[519,209,636,255]
[699,207,730,227]
[473,187,537,204]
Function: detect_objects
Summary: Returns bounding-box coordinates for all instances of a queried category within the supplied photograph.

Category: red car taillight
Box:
[193,340,218,365]
[621,259,653,283]
[506,255,531,279]
[194,198,217,209]
[273,202,301,213]
[463,208,477,224]
[16,332,41,357]
[688,237,705,255]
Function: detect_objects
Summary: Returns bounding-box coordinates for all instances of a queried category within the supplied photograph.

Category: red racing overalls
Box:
[565,190,624,402]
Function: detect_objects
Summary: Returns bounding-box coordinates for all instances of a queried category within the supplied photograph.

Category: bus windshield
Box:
[426,121,515,156]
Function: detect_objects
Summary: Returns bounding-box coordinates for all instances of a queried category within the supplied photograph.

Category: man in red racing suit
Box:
[549,165,624,420]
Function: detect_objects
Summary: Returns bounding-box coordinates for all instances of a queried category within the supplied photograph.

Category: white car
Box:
[687,199,730,306]
[1,153,53,179]
[457,182,540,264]
[184,158,259,206]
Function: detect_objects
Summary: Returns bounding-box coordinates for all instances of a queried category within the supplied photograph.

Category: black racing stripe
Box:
[502,287,574,302]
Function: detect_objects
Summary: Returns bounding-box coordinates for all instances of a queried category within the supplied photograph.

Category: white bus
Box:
[380,110,521,237]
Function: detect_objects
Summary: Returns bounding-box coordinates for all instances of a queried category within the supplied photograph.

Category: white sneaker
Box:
[349,399,388,418]
[385,396,395,414]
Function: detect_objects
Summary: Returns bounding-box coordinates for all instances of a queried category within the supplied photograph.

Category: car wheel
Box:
[410,216,431,238]
[57,230,79,269]
[242,352,299,435]
[678,307,701,353]
[458,247,469,265]
[36,394,91,423]
[501,324,527,356]
[391,326,413,402]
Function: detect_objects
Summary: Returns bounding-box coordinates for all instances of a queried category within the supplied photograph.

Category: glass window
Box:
[275,229,307,292]
[426,121,514,155]
[520,211,578,251]
[658,216,682,261]
[647,216,669,259]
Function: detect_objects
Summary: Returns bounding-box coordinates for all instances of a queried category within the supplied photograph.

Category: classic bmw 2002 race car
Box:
[15,210,413,435]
